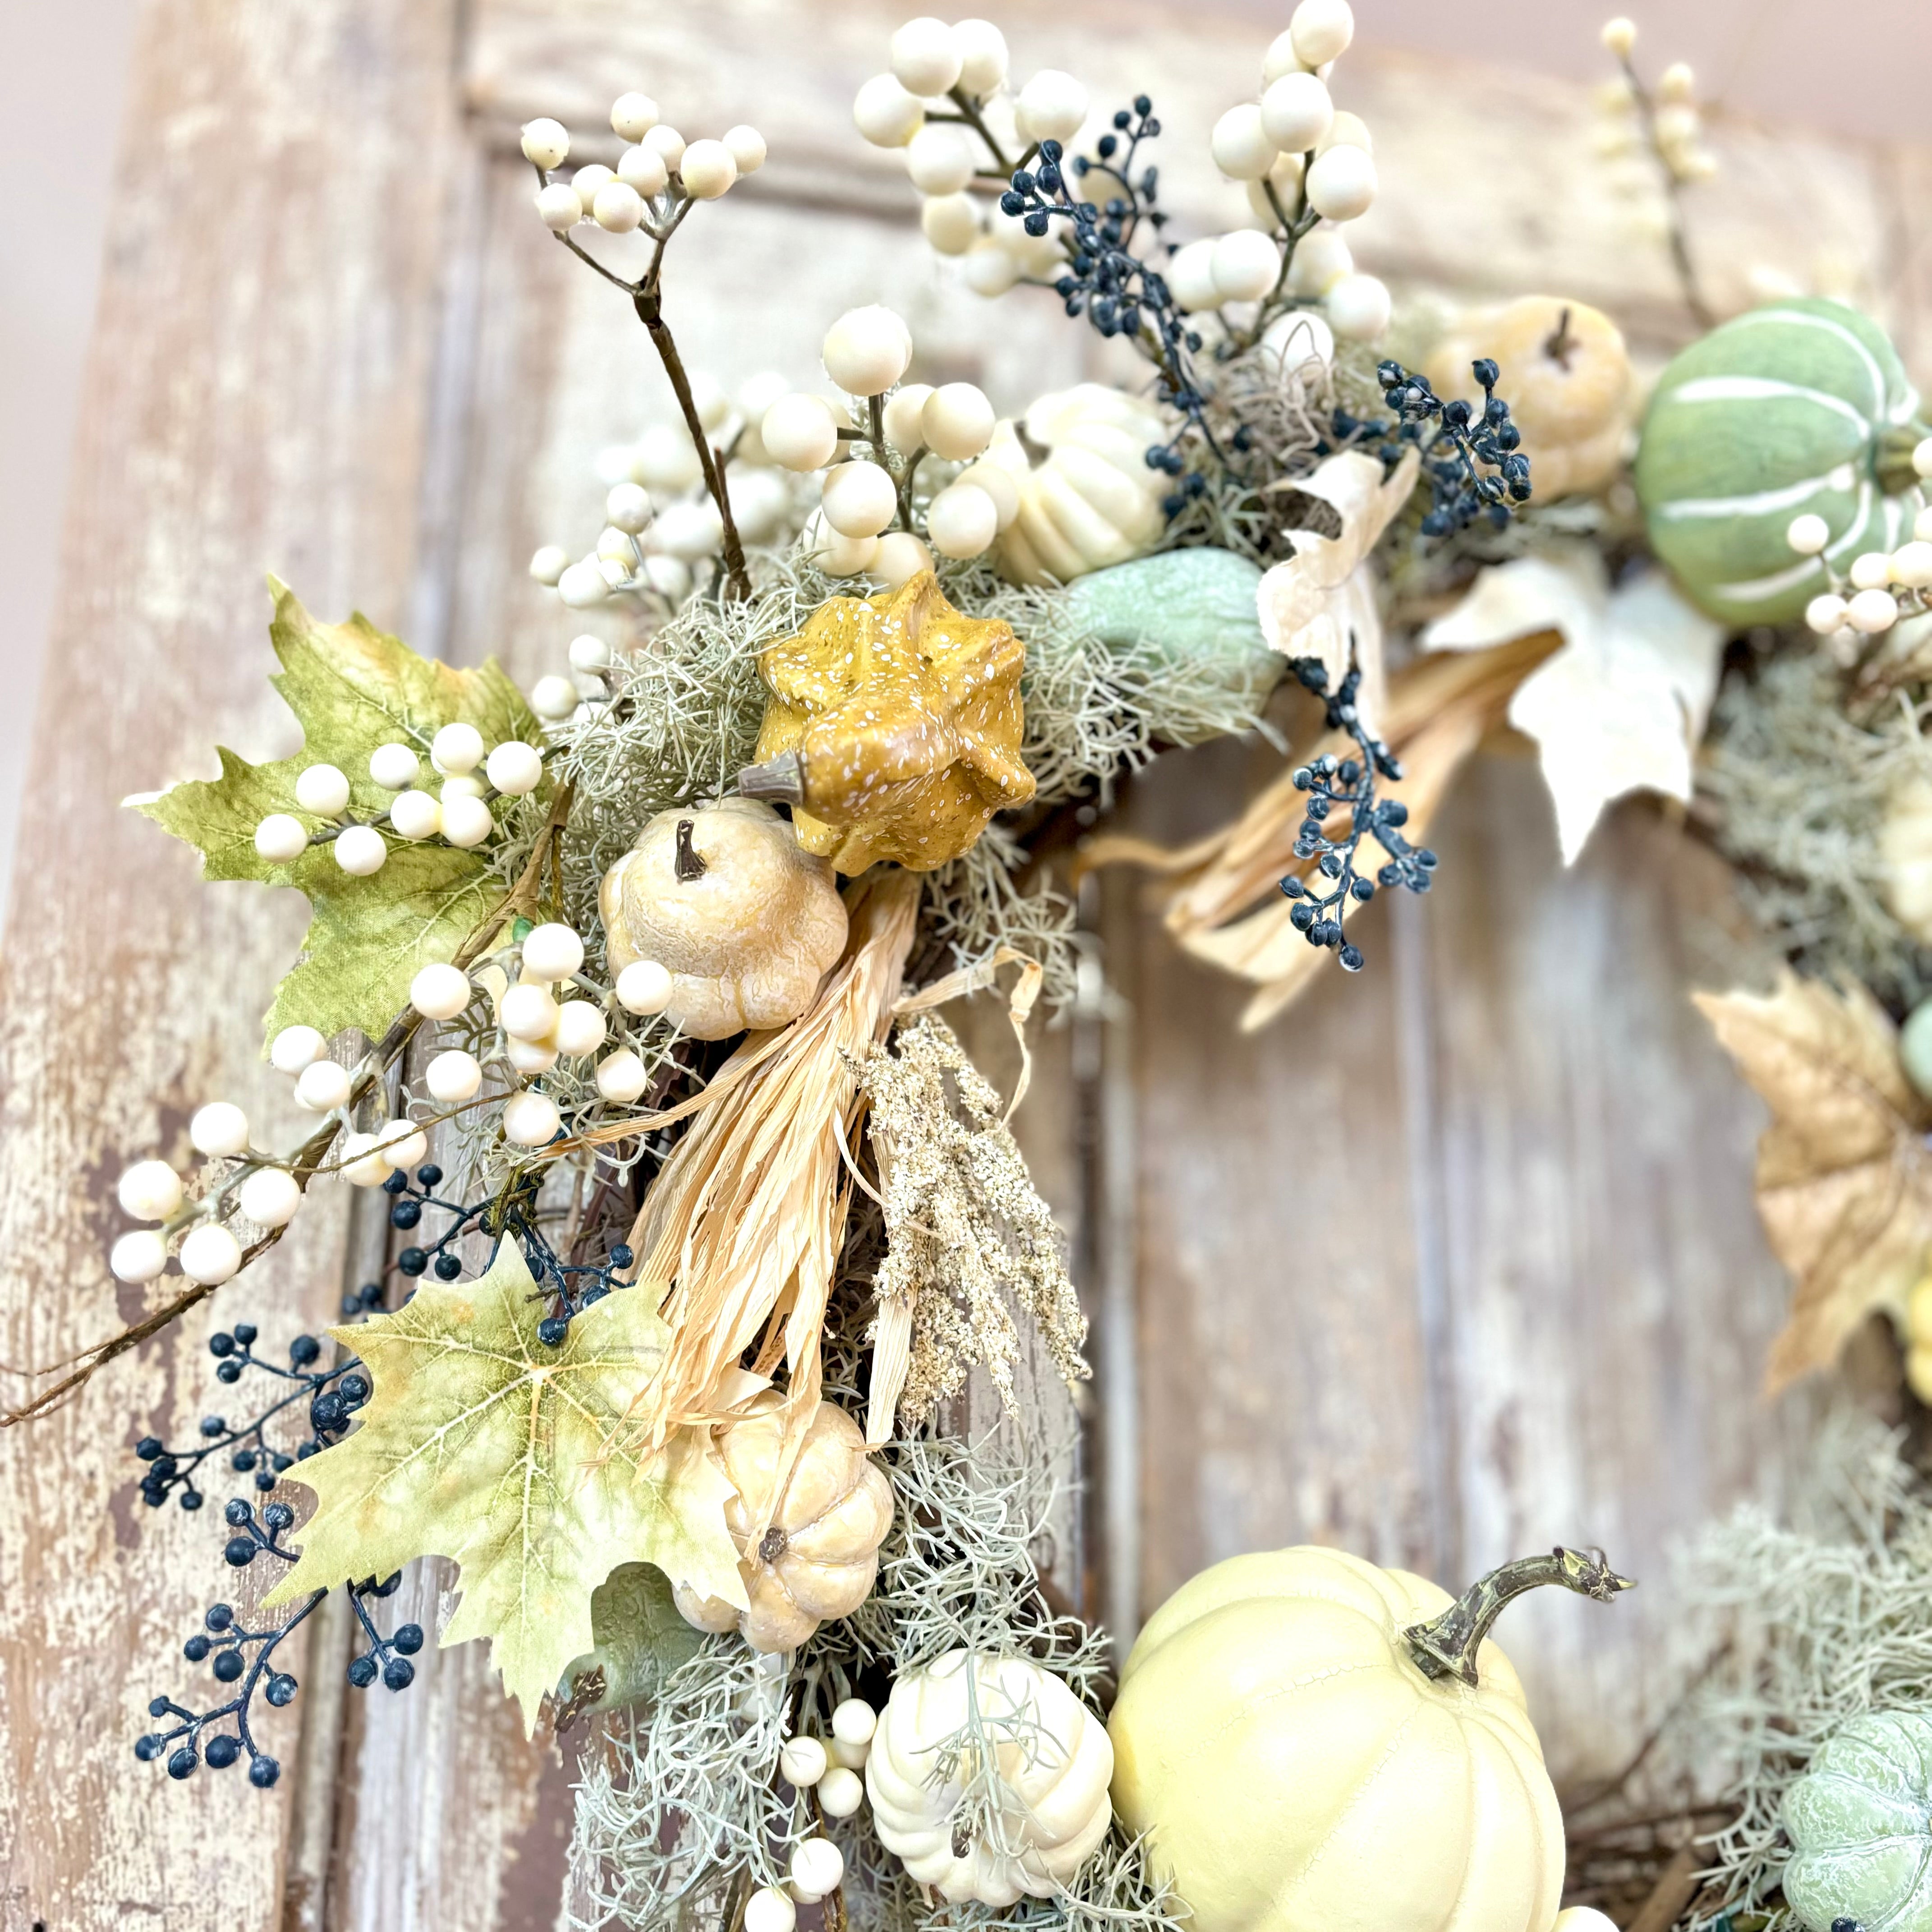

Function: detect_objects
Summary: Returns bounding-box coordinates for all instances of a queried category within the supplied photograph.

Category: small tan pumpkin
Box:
[981,383,1172,585]
[672,1394,893,1652]
[598,797,847,1039]
[1425,296,1633,500]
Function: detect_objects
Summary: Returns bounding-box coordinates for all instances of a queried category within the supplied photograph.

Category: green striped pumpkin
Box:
[1635,298,1927,625]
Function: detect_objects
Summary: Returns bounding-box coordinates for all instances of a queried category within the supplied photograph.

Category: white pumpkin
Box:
[982,384,1173,586]
[866,1650,1113,1904]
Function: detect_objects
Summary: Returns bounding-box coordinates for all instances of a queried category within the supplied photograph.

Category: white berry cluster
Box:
[1790,451,1932,653]
[740,1697,879,1932]
[404,917,683,1150]
[1597,19,1717,187]
[528,372,814,617]
[523,95,767,239]
[853,18,1078,298]
[758,305,1009,580]
[250,721,551,881]
[1167,0,1386,345]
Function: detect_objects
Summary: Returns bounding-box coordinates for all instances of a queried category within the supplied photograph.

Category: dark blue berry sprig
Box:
[345,1569,426,1692]
[384,1160,634,1349]
[998,102,1224,482]
[133,1326,372,1510]
[1278,649,1437,973]
[134,1568,421,1792]
[1342,359,1532,536]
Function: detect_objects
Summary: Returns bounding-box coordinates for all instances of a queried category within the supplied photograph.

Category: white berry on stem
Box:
[119,1159,184,1222]
[611,92,659,141]
[179,1223,244,1285]
[440,794,496,848]
[334,824,387,876]
[190,1102,250,1159]
[295,764,351,816]
[111,1228,170,1283]
[179,1221,245,1283]
[1210,102,1279,181]
[486,741,545,796]
[853,73,925,148]
[238,1166,302,1229]
[616,960,674,1014]
[503,1090,562,1147]
[762,394,842,472]
[823,307,912,396]
[390,790,442,841]
[410,961,473,1021]
[595,1049,649,1104]
[270,1025,325,1075]
[426,1049,484,1105]
[926,483,998,558]
[822,461,898,538]
[521,118,570,169]
[295,1059,354,1113]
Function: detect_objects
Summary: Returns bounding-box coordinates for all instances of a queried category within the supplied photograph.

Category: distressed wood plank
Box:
[0,0,466,1924]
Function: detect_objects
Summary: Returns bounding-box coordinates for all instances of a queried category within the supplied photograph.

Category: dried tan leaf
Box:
[1078,633,1559,1027]
[1256,446,1420,732]
[1424,547,1724,865]
[617,869,920,1523]
[1694,972,1932,1391]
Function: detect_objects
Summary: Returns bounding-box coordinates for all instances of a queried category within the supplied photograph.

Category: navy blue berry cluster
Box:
[1340,359,1533,535]
[1278,652,1438,971]
[383,1160,633,1348]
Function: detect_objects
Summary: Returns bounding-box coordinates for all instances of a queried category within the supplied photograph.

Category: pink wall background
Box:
[0,0,1924,933]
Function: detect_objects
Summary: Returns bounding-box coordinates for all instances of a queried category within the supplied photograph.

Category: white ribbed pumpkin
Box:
[982,384,1172,585]
[1109,1547,1576,1932]
[866,1650,1114,1904]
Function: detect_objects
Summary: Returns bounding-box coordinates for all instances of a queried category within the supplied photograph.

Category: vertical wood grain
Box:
[0,0,465,1923]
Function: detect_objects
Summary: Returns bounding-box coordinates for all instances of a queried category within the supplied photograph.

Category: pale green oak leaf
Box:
[265,1242,745,1734]
[134,578,543,1045]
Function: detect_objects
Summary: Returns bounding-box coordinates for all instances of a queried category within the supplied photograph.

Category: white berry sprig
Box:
[520,96,771,603]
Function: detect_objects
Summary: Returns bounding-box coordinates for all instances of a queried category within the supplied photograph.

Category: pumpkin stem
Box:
[1544,305,1575,370]
[675,818,709,881]
[736,750,809,807]
[1402,1546,1634,1688]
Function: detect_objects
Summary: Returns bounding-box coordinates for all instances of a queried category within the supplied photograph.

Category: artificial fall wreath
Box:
[21,4,1932,1931]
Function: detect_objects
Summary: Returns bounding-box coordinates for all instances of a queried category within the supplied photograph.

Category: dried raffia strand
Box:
[857,1014,1089,1439]
[615,870,922,1513]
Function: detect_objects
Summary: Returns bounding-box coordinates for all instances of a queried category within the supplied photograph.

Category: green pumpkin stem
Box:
[1402,1546,1635,1688]
[1877,422,1932,498]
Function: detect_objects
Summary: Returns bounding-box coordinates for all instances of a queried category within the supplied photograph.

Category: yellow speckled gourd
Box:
[1108,1545,1633,1932]
[1425,296,1633,501]
[598,797,847,1039]
[672,1393,893,1652]
[744,570,1035,874]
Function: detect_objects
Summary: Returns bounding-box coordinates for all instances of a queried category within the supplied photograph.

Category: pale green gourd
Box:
[1635,298,1928,627]
[1060,548,1283,732]
[1783,1710,1932,1932]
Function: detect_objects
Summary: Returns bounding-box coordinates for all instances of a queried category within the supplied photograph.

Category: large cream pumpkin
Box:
[1109,1546,1591,1932]
[981,384,1172,586]
[867,1650,1114,1905]
[672,1394,892,1652]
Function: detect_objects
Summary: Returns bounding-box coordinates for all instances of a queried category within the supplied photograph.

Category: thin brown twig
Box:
[1615,50,1716,330]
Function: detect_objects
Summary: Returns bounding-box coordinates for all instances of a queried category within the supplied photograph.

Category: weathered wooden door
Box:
[7,0,1932,1924]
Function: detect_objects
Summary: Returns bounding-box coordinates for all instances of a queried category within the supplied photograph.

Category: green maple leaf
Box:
[265,1243,745,1733]
[134,579,542,1044]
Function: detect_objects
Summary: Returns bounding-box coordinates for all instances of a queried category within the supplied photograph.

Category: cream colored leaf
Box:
[1694,973,1932,1391]
[266,1242,744,1733]
[1423,548,1724,865]
[1256,446,1420,731]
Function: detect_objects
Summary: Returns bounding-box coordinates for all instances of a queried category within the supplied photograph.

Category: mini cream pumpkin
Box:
[1425,296,1633,502]
[672,1394,892,1652]
[866,1650,1113,1905]
[1108,1545,1632,1932]
[981,384,1173,586]
[598,798,847,1039]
